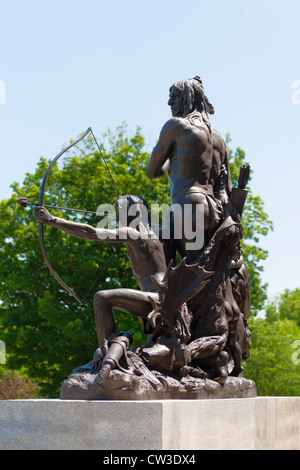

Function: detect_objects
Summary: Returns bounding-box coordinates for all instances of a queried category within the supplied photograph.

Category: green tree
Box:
[243,317,300,396]
[226,134,273,315]
[243,287,300,395]
[266,288,300,327]
[0,125,272,396]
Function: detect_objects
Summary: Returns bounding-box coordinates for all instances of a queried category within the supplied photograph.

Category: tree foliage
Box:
[0,124,272,397]
[243,288,300,396]
[265,288,300,327]
[226,134,273,314]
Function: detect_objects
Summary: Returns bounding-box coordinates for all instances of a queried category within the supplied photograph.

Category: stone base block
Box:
[0,397,300,450]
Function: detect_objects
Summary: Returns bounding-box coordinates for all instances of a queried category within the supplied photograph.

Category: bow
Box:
[38,127,119,305]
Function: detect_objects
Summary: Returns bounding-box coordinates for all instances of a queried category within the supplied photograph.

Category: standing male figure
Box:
[147,77,248,380]
[147,76,232,263]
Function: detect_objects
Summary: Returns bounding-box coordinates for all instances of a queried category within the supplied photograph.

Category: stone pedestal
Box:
[0,397,299,450]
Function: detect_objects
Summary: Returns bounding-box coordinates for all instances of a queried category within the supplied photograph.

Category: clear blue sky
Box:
[0,0,299,306]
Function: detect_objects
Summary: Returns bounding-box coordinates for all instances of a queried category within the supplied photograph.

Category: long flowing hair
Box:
[171,76,214,132]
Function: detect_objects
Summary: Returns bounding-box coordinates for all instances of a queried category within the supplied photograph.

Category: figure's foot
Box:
[230,365,245,377]
[96,364,111,385]
[91,341,109,372]
[93,347,103,363]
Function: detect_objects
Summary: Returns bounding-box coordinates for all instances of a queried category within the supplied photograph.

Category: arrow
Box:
[17,197,115,217]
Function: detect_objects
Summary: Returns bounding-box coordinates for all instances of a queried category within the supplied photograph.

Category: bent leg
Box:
[93,288,159,347]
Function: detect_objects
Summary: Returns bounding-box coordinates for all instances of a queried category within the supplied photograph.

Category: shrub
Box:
[0,369,39,399]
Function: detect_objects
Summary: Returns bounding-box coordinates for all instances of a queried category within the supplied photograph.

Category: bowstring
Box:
[90,128,120,199]
[81,128,121,303]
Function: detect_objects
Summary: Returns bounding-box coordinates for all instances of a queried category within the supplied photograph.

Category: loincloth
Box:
[171,187,224,236]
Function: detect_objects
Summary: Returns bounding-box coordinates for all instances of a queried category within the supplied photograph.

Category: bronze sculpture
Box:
[31,76,256,399]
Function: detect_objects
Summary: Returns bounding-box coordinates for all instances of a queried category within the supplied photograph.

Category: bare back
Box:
[147,115,228,262]
[147,117,230,202]
[167,117,214,202]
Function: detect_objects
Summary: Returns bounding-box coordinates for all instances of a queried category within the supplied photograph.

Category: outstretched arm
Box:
[146,119,179,179]
[34,206,132,242]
